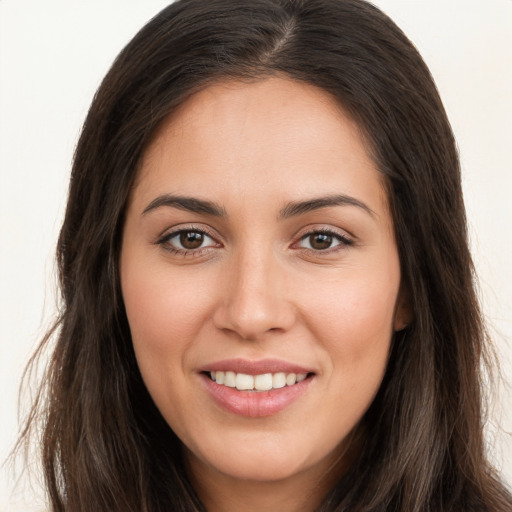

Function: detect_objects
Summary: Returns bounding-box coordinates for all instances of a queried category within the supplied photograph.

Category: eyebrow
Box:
[142,193,375,219]
[279,194,375,219]
[142,194,227,217]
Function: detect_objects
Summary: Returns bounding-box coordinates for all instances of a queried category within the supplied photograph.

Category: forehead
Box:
[133,77,389,218]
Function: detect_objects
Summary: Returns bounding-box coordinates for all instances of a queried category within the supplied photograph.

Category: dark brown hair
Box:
[20,0,512,510]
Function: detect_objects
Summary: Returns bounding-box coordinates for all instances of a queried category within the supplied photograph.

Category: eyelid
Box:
[156,224,222,252]
[291,226,354,252]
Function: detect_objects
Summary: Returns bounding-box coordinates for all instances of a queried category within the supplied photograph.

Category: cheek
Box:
[120,257,227,427]
[121,261,215,360]
[120,260,217,423]
[302,266,399,400]
[307,269,398,347]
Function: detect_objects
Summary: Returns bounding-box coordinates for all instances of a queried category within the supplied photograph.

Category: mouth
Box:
[204,370,310,391]
[199,359,315,417]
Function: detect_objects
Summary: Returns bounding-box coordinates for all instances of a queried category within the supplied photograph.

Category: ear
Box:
[394,284,413,331]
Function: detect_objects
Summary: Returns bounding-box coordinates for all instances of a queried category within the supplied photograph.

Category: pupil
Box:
[310,233,332,250]
[180,231,203,249]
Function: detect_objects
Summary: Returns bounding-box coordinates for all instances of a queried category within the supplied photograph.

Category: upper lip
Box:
[200,358,314,375]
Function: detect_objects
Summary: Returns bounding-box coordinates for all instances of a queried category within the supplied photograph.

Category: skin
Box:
[120,77,410,512]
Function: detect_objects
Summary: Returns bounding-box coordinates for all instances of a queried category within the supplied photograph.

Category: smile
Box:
[209,371,308,391]
[200,360,315,417]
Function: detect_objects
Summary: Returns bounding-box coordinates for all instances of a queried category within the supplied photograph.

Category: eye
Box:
[176,231,208,250]
[158,229,218,253]
[297,230,352,251]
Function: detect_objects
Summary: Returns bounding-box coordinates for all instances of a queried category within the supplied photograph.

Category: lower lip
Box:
[201,373,313,417]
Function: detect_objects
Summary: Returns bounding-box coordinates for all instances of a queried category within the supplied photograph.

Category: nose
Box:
[212,247,296,341]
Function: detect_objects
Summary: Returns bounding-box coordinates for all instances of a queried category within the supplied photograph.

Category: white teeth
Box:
[254,373,273,391]
[272,372,287,389]
[224,371,236,387]
[286,373,297,386]
[210,370,309,391]
[235,373,254,390]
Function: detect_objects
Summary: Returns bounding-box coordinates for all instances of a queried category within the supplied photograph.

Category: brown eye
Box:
[158,229,217,253]
[297,230,352,251]
[308,233,333,250]
[179,231,205,249]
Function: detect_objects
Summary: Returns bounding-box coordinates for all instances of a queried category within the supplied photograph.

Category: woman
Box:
[19,0,512,510]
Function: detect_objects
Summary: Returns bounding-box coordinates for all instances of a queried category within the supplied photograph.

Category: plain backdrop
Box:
[1,1,511,510]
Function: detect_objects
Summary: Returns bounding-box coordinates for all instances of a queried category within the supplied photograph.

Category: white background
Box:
[1,1,511,510]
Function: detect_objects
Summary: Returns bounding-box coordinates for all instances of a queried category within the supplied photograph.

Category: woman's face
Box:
[121,78,408,487]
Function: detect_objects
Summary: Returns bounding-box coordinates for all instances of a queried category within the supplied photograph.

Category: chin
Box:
[184,428,343,485]
[205,452,311,483]
[239,455,307,481]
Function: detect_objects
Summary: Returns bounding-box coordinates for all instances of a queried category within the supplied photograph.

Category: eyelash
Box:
[295,229,354,253]
[156,227,353,256]
[156,226,220,257]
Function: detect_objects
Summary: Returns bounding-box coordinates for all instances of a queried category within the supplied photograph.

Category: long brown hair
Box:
[19,0,512,510]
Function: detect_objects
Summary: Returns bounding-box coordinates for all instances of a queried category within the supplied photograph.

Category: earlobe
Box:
[394,318,409,332]
[394,286,413,332]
